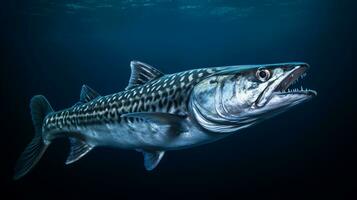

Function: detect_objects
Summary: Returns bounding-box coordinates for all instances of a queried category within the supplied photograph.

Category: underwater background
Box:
[2,0,356,199]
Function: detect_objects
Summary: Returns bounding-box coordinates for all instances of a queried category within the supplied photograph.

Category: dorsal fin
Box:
[65,138,93,165]
[80,85,100,103]
[126,61,164,90]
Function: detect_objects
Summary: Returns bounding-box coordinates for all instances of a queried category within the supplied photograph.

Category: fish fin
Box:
[139,150,165,171]
[65,138,93,165]
[121,112,186,127]
[14,95,53,180]
[125,61,164,90]
[79,84,101,103]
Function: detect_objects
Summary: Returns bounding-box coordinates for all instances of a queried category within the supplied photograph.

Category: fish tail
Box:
[13,95,54,180]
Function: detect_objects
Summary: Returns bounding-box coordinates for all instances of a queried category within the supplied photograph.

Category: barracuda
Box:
[14,61,316,179]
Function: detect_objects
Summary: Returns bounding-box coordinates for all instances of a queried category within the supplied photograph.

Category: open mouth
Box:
[274,65,317,96]
[255,64,316,107]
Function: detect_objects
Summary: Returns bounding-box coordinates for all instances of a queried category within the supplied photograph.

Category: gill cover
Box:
[189,75,247,133]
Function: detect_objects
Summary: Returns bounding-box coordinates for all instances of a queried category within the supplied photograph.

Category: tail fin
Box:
[13,95,54,180]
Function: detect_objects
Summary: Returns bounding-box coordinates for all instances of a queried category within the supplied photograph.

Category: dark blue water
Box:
[3,0,355,199]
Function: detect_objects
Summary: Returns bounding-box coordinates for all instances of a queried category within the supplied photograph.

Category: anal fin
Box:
[138,150,165,171]
[66,138,93,165]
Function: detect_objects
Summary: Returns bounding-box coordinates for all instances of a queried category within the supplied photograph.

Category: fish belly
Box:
[77,121,219,151]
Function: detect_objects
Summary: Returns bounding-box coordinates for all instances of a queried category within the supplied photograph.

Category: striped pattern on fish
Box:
[44,67,216,132]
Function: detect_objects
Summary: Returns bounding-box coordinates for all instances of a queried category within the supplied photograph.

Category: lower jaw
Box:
[274,90,317,97]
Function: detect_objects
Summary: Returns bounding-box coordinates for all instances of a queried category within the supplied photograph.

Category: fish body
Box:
[14,61,316,179]
[44,65,220,150]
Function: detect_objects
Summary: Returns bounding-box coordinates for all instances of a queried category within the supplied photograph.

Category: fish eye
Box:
[256,69,271,82]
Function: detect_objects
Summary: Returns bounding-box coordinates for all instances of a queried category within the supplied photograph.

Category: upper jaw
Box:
[255,64,316,107]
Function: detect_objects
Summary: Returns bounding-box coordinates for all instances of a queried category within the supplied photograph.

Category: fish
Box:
[14,61,317,179]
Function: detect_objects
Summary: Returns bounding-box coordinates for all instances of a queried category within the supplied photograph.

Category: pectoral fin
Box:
[121,112,186,130]
[139,150,165,171]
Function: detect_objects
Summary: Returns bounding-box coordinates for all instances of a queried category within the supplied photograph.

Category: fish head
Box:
[189,63,317,133]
